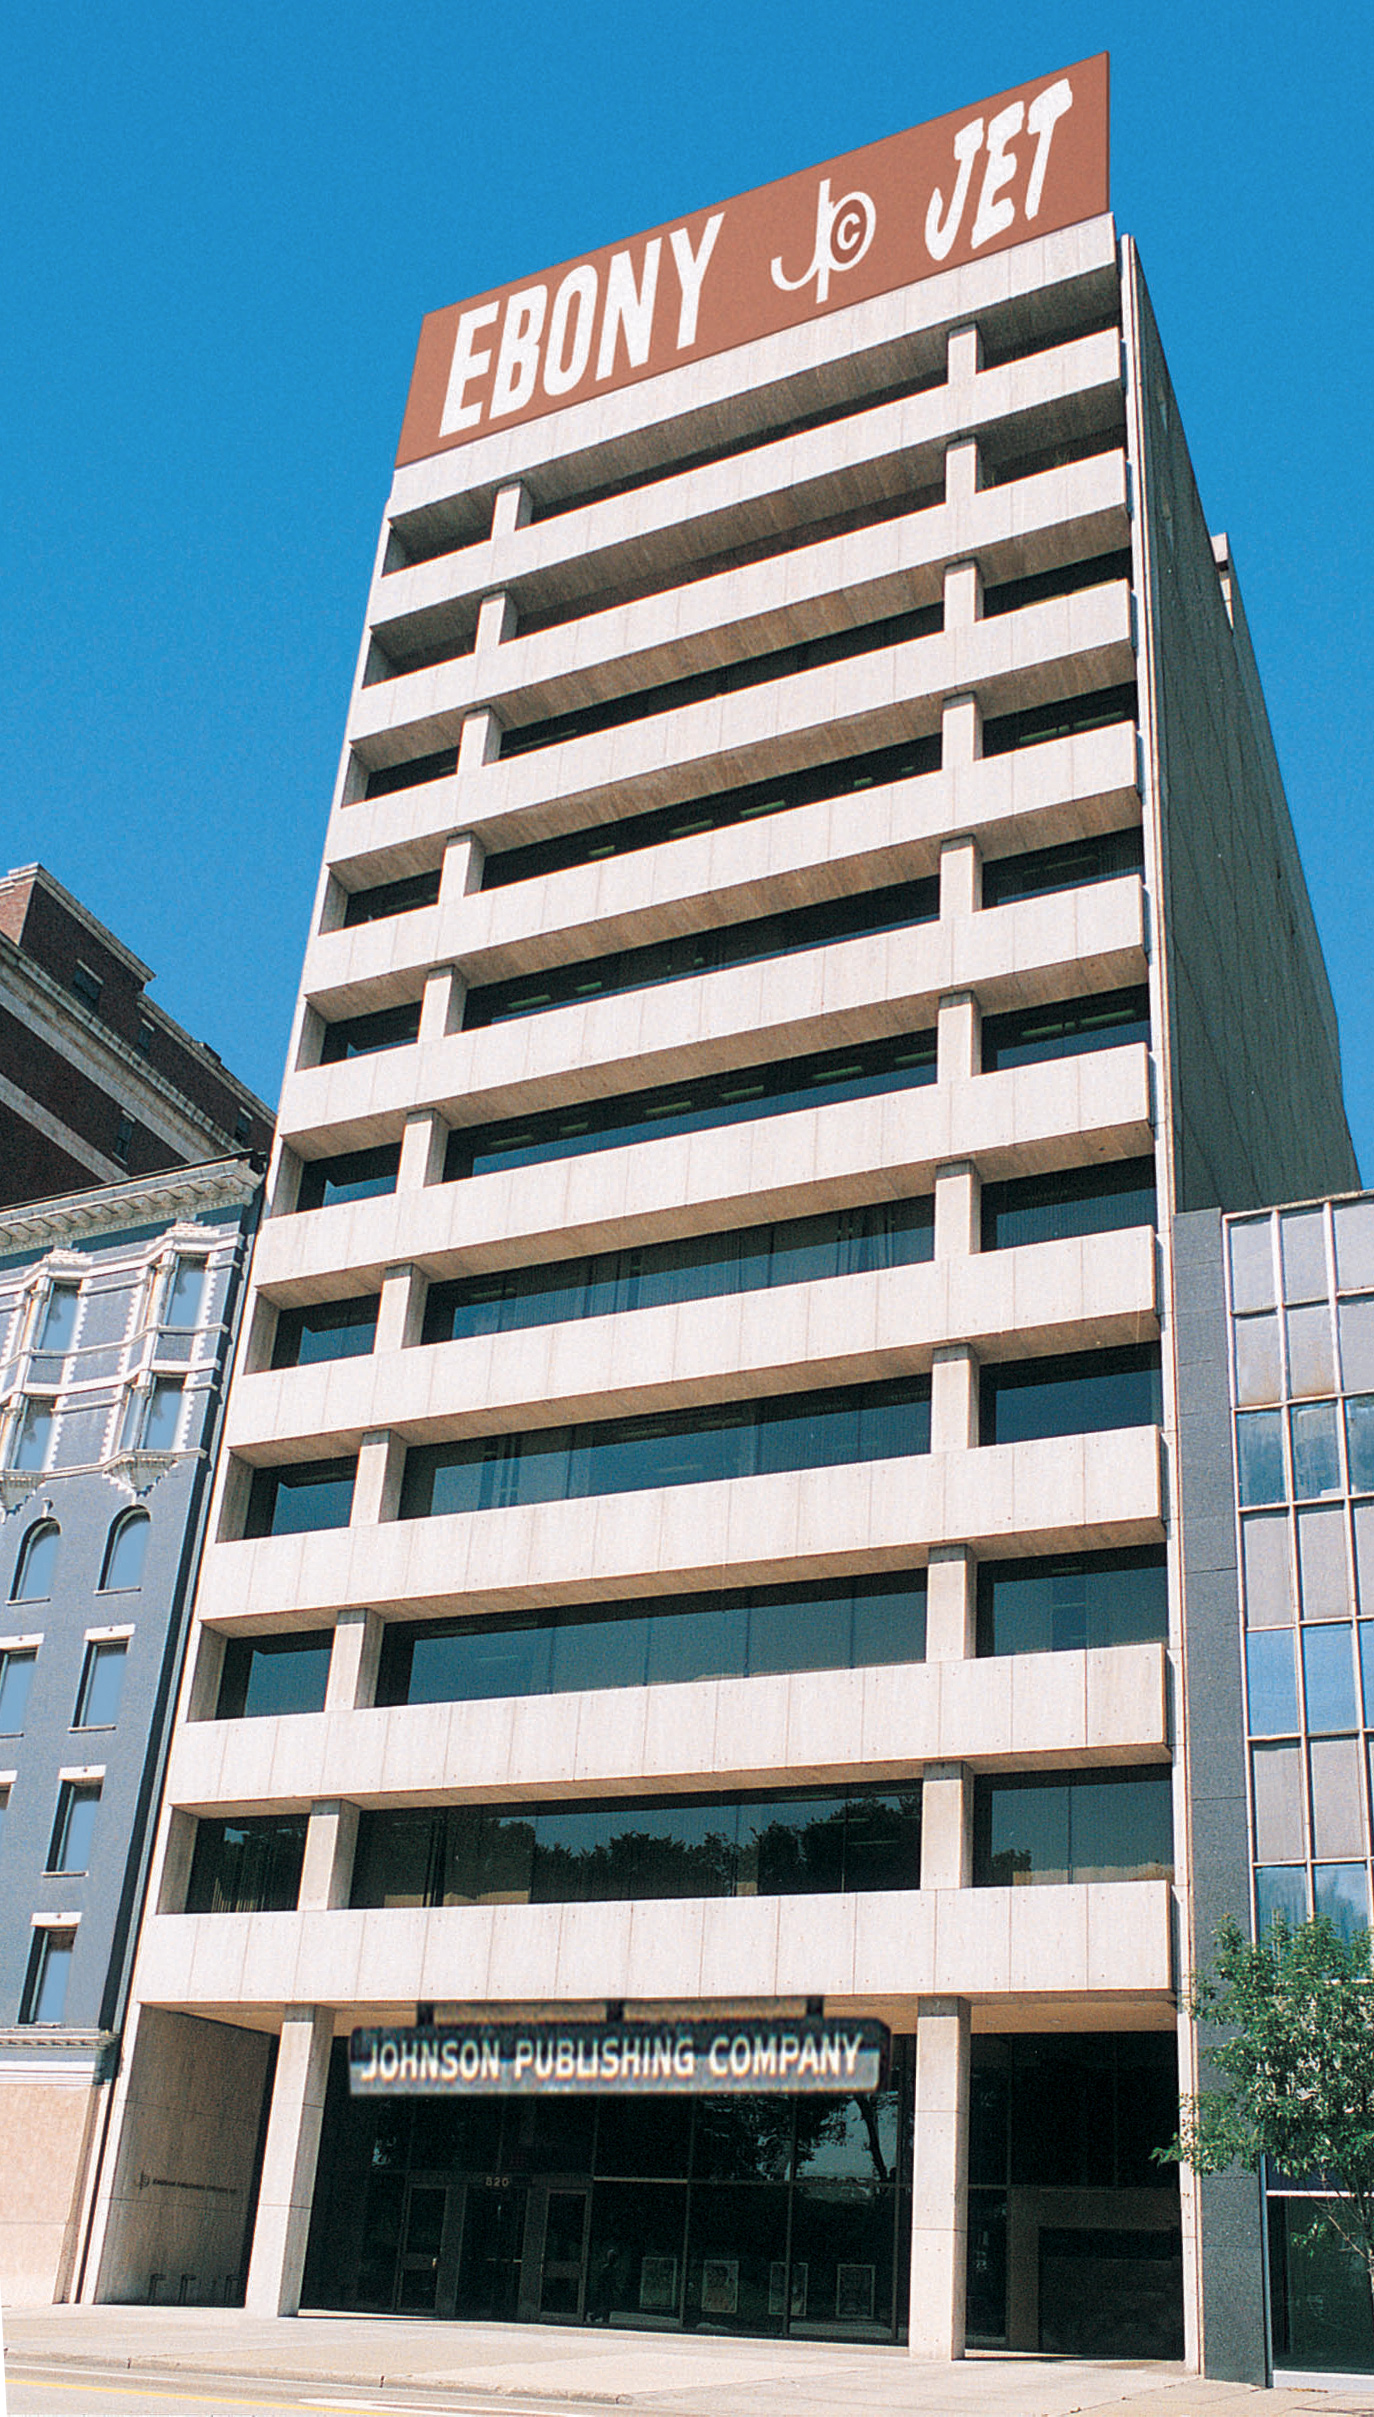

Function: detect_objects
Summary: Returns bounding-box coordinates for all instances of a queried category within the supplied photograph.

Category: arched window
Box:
[12,1519,59,1602]
[99,1509,149,1593]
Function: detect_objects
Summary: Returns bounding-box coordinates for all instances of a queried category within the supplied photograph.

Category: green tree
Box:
[1165,1915,1374,2332]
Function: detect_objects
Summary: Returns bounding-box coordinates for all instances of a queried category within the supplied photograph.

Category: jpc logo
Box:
[770,177,878,306]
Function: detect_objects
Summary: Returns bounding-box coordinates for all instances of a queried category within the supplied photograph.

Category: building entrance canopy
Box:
[351,2017,890,2097]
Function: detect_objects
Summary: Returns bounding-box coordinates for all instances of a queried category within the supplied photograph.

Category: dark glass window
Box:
[480,732,941,890]
[74,1639,127,1728]
[295,1145,400,1213]
[165,1257,207,1329]
[47,1780,101,1875]
[271,1295,380,1368]
[37,1284,80,1353]
[99,1509,149,1591]
[981,682,1137,759]
[399,1375,931,1520]
[216,1632,334,1719]
[71,963,103,1011]
[350,1786,921,1910]
[980,1347,1161,1446]
[498,602,943,762]
[341,870,441,926]
[361,744,459,801]
[463,878,939,1030]
[981,987,1150,1073]
[977,1548,1168,1656]
[244,1458,357,1538]
[423,1198,934,1345]
[318,1002,421,1064]
[981,548,1132,620]
[375,1572,928,1708]
[973,1768,1173,1885]
[185,1814,309,1913]
[19,1929,75,2024]
[12,1400,54,1471]
[0,1649,37,1731]
[981,1159,1156,1252]
[443,1029,936,1184]
[12,1519,59,1602]
[981,827,1144,908]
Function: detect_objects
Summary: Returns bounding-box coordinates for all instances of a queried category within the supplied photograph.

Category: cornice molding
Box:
[0,1157,261,1259]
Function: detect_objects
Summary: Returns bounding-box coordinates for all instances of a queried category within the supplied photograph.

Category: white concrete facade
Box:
[85,196,1350,2374]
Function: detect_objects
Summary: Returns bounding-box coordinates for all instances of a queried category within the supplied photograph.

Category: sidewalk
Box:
[7,2308,1374,2417]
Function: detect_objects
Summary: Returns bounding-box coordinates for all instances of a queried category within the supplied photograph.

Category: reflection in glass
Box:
[974,1769,1173,1885]
[981,1348,1160,1446]
[1301,1625,1358,1732]
[1255,1865,1308,1932]
[1236,1412,1285,1505]
[1338,1298,1374,1394]
[977,1549,1167,1656]
[1290,1404,1341,1500]
[1346,1398,1374,1495]
[217,1632,333,1719]
[1314,1863,1370,1940]
[1247,1631,1299,1734]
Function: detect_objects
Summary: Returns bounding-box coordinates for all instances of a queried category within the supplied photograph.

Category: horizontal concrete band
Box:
[229,1224,1157,1457]
[371,327,1124,644]
[134,1877,1175,2016]
[350,454,1129,753]
[257,1047,1154,1297]
[169,1640,1168,1815]
[281,876,1146,1150]
[320,719,1138,951]
[196,1423,1164,1624]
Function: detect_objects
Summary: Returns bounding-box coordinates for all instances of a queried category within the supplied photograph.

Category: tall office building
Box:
[81,59,1357,2369]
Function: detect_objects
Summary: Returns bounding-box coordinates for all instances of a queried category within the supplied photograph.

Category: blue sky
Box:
[5,1,1372,1170]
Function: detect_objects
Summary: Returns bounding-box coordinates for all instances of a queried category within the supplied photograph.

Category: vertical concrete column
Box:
[398,1108,448,1192]
[943,560,983,628]
[920,1764,974,1888]
[946,323,983,384]
[926,1543,976,1661]
[326,1606,384,1711]
[458,707,503,771]
[944,437,979,512]
[941,693,982,768]
[244,2006,334,2317]
[909,1995,971,2359]
[351,1429,405,1527]
[937,991,981,1085]
[476,592,517,648]
[939,836,980,920]
[439,830,486,902]
[934,1161,980,1261]
[491,481,533,539]
[375,1263,424,1354]
[419,964,463,1041]
[931,1345,978,1454]
[298,1800,359,1910]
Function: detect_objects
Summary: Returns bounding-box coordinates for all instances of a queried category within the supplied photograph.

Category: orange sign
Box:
[397,56,1108,468]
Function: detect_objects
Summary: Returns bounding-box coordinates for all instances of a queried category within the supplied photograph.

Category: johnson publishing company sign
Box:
[397,55,1109,465]
[350,2016,889,2097]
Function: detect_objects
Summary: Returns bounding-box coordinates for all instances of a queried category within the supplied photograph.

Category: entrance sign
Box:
[397,56,1108,467]
[350,2016,889,2097]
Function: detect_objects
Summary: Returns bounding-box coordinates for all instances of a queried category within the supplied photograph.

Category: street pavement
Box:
[8,2307,1374,2417]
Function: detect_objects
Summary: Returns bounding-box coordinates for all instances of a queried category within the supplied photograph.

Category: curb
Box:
[4,2348,629,2404]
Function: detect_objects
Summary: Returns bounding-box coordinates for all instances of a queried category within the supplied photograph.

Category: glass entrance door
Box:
[395,2182,461,2315]
[454,2181,529,2319]
[538,2188,589,2317]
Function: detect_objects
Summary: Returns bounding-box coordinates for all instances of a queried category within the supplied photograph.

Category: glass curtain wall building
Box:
[85,58,1359,2378]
